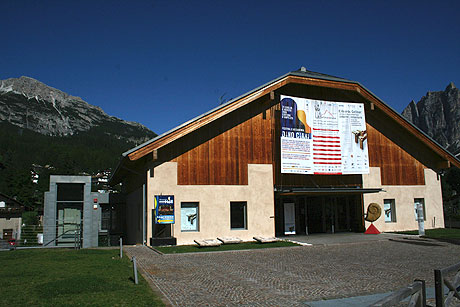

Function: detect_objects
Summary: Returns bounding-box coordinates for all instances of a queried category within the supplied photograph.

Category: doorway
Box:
[56,203,82,245]
[275,194,364,236]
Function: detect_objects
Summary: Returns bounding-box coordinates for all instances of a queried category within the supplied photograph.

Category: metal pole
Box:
[120,237,123,258]
[142,183,146,245]
[434,269,444,307]
[132,256,139,285]
[74,230,77,249]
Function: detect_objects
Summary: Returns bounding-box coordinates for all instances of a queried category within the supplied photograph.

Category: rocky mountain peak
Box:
[0,76,155,143]
[402,82,460,155]
[446,82,456,91]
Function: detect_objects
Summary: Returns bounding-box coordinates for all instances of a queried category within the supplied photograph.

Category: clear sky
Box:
[2,1,459,135]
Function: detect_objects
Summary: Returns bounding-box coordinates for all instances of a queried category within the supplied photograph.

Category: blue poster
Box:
[154,195,175,224]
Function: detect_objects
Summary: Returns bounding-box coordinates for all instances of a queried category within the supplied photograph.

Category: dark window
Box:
[230,202,247,229]
[57,183,84,201]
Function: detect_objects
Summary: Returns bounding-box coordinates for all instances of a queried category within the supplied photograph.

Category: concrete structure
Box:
[44,175,100,248]
[111,68,460,246]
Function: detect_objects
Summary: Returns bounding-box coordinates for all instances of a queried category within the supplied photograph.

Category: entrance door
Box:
[284,202,296,235]
[57,205,82,245]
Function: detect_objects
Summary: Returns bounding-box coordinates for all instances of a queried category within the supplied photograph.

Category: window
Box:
[414,198,426,221]
[230,202,247,229]
[383,199,396,223]
[56,183,84,239]
[181,202,199,232]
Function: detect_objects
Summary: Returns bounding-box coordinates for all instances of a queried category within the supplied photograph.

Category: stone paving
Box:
[125,239,460,306]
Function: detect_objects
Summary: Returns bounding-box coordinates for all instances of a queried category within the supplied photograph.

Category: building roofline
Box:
[122,67,355,157]
[110,67,460,185]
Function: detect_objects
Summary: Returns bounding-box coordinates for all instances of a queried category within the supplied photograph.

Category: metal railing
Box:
[435,261,460,307]
[369,280,426,307]
[0,224,81,250]
[43,225,81,249]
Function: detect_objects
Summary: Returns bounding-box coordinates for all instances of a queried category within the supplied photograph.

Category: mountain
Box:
[0,76,154,143]
[402,82,460,155]
[0,76,156,207]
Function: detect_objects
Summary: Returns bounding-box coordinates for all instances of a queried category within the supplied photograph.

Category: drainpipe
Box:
[142,183,146,245]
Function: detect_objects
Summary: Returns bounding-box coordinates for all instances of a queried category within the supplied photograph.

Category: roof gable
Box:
[111,68,460,184]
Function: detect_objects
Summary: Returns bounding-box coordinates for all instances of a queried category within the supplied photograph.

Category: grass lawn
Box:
[0,248,164,306]
[395,228,460,239]
[155,240,300,254]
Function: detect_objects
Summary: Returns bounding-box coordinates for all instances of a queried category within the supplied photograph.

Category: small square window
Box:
[181,202,199,232]
[383,199,396,223]
[230,202,247,230]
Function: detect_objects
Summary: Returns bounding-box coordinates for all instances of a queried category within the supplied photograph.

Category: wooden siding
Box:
[367,123,426,185]
[174,84,428,186]
[176,109,272,185]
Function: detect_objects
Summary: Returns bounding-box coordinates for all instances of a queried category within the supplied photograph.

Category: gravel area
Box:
[125,239,460,306]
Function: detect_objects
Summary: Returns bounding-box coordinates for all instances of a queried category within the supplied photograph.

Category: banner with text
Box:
[280,95,369,175]
[154,195,175,224]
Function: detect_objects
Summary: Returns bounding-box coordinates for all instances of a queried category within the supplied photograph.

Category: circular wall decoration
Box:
[365,203,381,222]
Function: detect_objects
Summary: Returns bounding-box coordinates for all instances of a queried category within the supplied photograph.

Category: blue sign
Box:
[154,195,175,224]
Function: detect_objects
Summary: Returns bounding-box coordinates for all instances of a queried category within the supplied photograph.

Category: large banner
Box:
[280,95,369,175]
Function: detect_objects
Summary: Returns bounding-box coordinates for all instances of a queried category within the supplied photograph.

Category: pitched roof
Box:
[111,67,460,184]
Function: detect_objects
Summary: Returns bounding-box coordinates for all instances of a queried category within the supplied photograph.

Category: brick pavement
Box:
[125,240,460,306]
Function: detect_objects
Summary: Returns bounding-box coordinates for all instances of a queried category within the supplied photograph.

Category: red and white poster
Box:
[280,95,369,175]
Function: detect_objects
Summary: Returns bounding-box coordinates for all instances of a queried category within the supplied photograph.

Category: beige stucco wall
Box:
[0,217,22,239]
[363,167,444,232]
[147,162,274,245]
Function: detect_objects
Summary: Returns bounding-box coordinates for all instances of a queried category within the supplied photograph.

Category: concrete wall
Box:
[363,167,444,232]
[147,162,275,245]
[43,175,98,248]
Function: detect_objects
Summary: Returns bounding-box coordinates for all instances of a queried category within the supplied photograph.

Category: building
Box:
[43,175,124,248]
[0,193,25,241]
[110,68,460,246]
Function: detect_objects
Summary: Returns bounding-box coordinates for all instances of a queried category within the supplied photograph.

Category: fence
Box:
[369,260,460,307]
[0,224,81,250]
[369,280,426,307]
[435,261,460,307]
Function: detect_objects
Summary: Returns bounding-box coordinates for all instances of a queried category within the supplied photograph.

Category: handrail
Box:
[369,280,426,307]
[435,261,460,307]
[44,225,81,248]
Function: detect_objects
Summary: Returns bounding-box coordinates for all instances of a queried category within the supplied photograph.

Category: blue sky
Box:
[1,1,459,134]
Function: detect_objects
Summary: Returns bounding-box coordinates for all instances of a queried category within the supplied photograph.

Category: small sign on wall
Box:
[154,195,175,224]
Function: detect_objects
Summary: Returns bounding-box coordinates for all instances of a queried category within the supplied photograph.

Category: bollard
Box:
[120,237,123,258]
[132,256,139,285]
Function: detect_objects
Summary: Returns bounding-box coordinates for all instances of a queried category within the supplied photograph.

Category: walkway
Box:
[125,237,460,306]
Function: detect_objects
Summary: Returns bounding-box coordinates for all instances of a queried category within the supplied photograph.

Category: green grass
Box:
[395,228,460,239]
[0,248,164,306]
[155,241,300,254]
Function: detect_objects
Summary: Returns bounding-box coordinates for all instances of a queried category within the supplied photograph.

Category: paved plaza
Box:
[125,236,460,306]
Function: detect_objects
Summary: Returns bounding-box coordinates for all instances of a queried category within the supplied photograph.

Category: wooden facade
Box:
[367,124,426,185]
[112,70,459,187]
[175,109,272,185]
[174,87,427,187]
